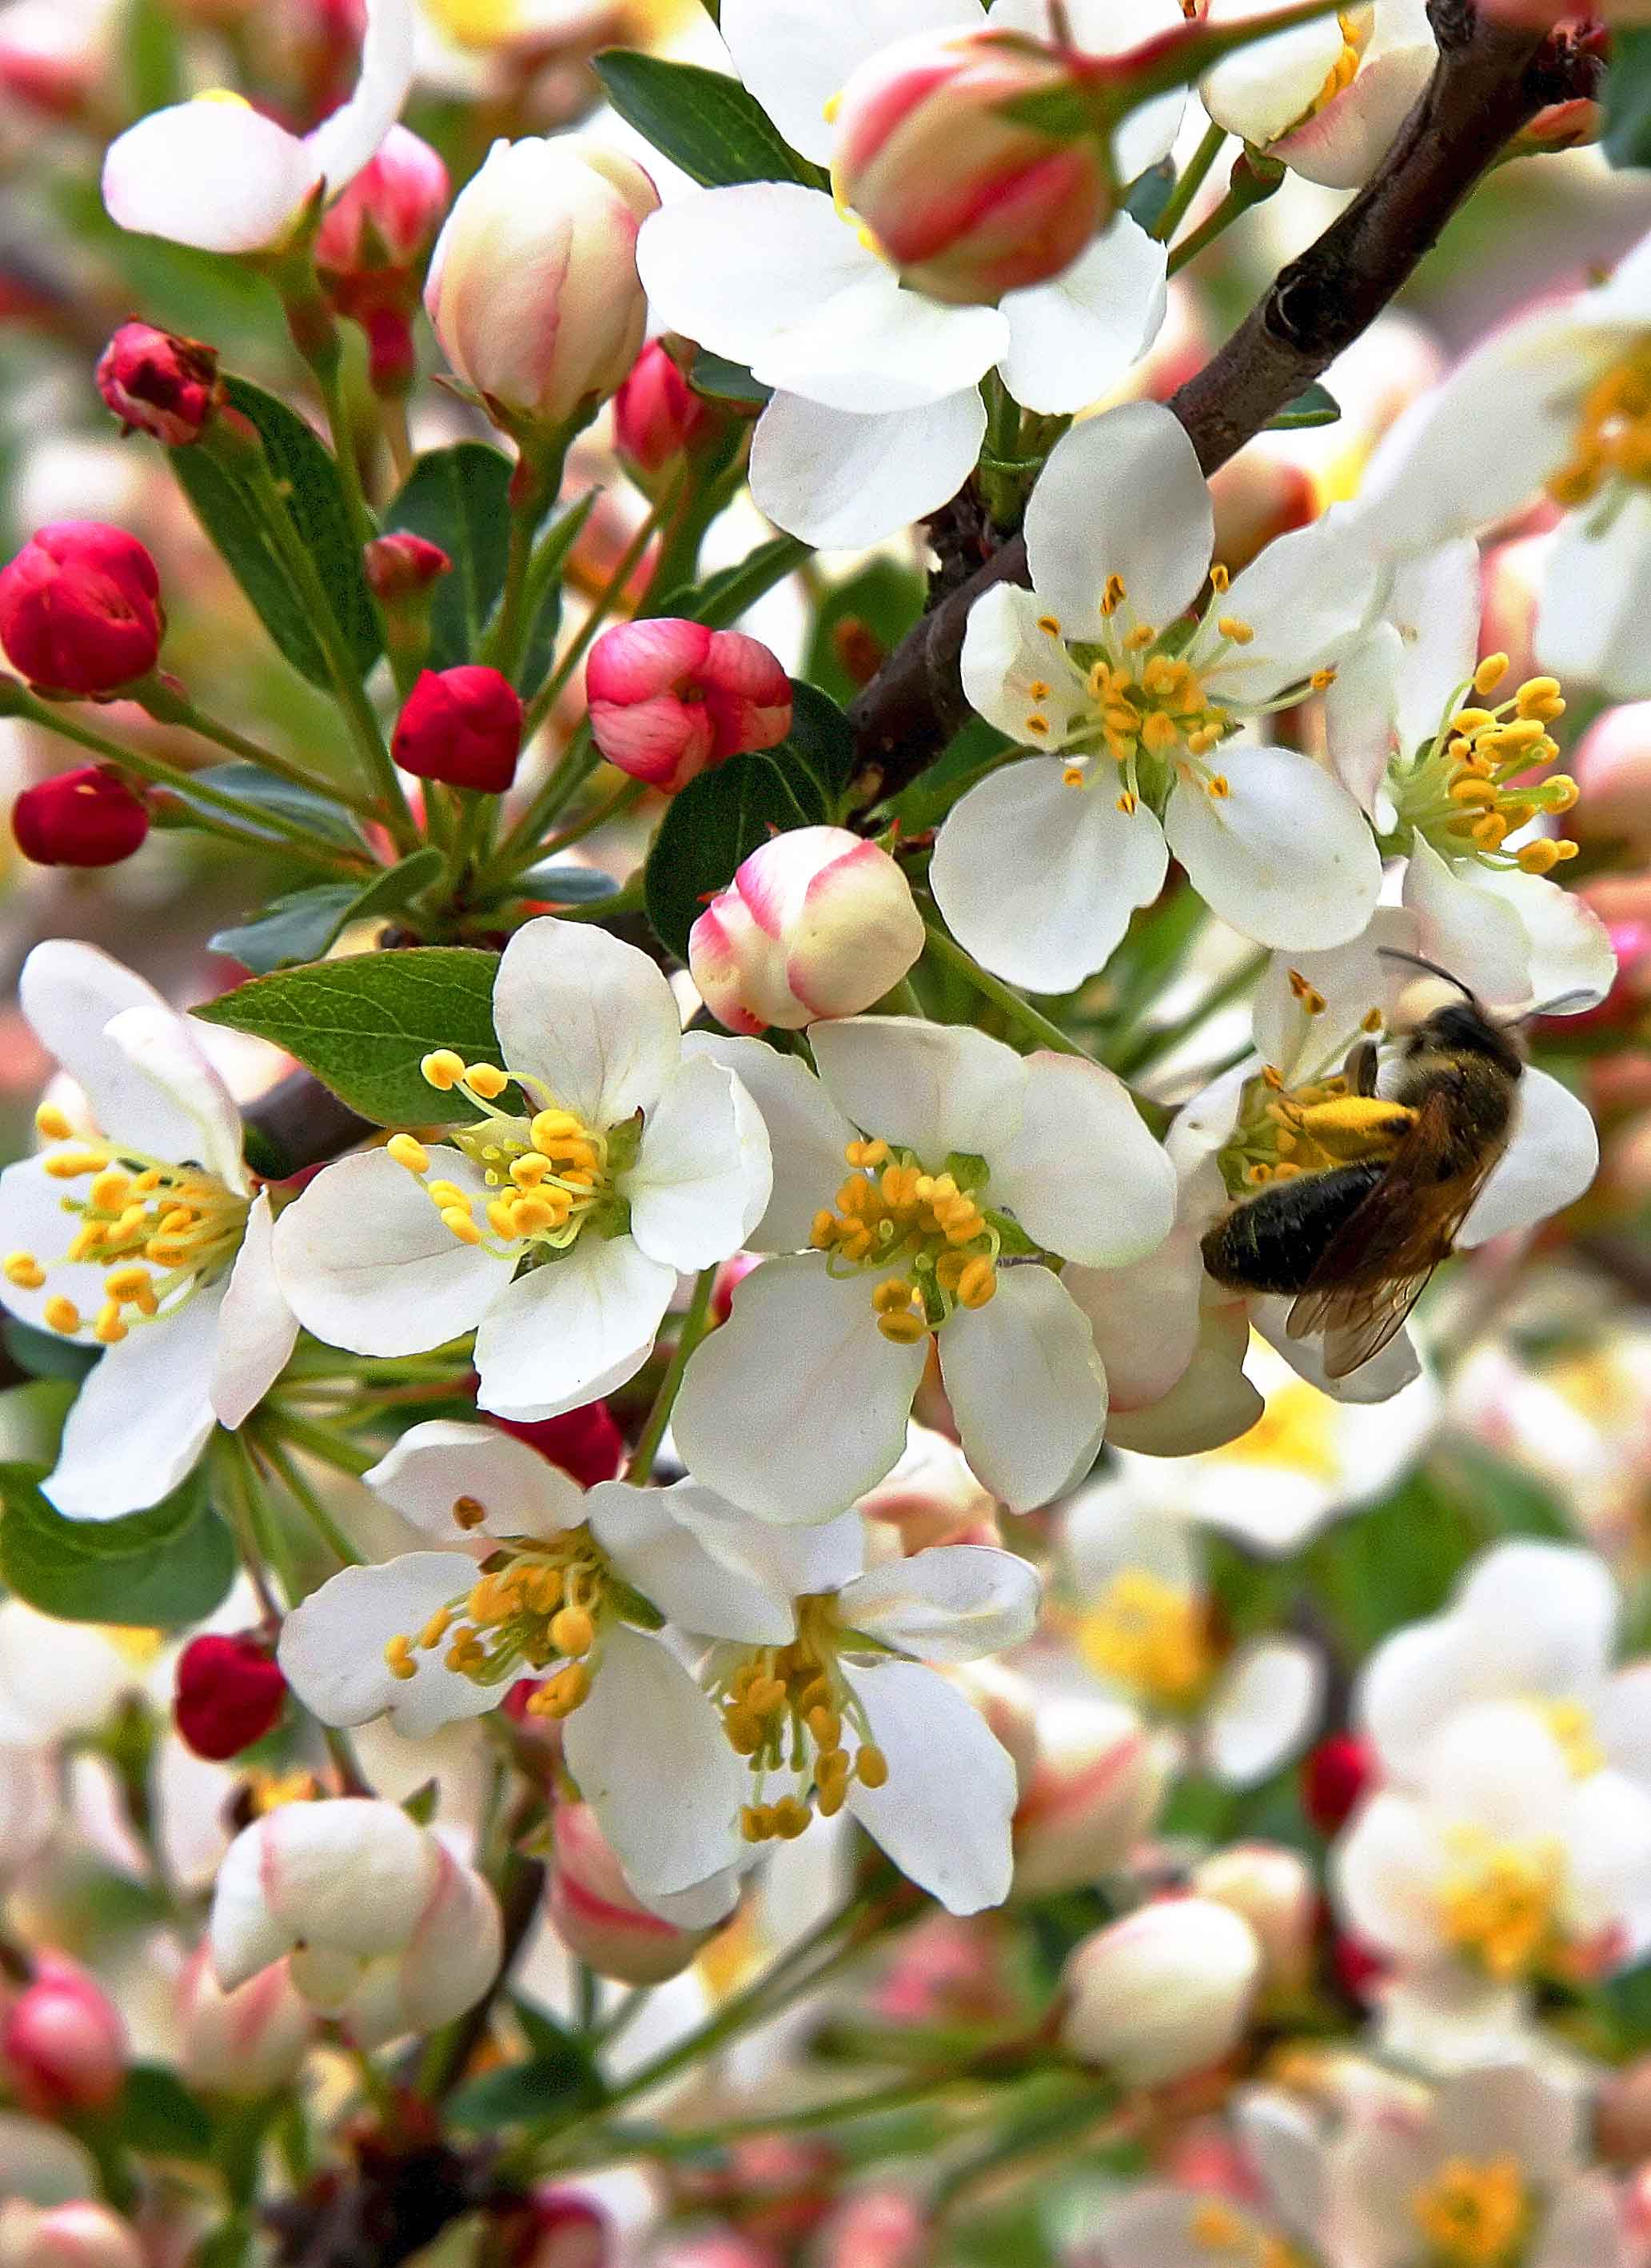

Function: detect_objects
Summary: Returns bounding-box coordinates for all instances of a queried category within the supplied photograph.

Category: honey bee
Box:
[1199,956,1529,1380]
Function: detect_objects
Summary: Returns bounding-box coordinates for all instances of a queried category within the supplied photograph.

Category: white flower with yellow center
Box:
[1201,0,1437,191]
[0,943,297,1521]
[271,918,772,1424]
[671,1016,1178,1525]
[932,401,1384,991]
[635,0,1181,549]
[1096,2090,1329,2268]
[1327,2062,1629,2268]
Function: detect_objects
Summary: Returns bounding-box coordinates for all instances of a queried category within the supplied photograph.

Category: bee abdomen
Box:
[1200,1163,1386,1296]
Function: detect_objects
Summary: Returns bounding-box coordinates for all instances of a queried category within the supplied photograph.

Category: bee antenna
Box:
[1375,948,1477,1002]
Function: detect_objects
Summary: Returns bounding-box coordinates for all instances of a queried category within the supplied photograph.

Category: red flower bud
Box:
[364,532,453,601]
[612,341,715,482]
[1300,1732,1375,1837]
[0,521,162,694]
[12,765,149,867]
[95,321,218,446]
[392,665,524,793]
[1,1954,125,2115]
[510,2191,610,2268]
[586,619,792,793]
[494,1400,625,1488]
[173,1631,287,1761]
[315,124,450,283]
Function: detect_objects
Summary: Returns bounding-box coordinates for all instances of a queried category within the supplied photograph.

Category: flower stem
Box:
[626,1264,718,1485]
[920,918,1091,1061]
[255,1430,365,1567]
[1152,121,1227,243]
[1109,948,1266,1079]
[155,693,381,819]
[1166,152,1286,278]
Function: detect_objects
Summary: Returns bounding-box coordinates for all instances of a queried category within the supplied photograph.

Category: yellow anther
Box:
[740,1804,770,1843]
[772,1795,811,1839]
[387,1133,429,1173]
[465,1062,509,1100]
[86,1170,130,1212]
[1517,676,1565,719]
[1216,615,1254,645]
[441,1206,484,1245]
[550,1603,595,1657]
[1099,576,1127,616]
[1287,970,1327,1014]
[1123,622,1156,651]
[1474,653,1511,695]
[1037,613,1062,636]
[544,1661,591,1717]
[93,1302,126,1345]
[872,1277,919,1316]
[855,1744,890,1788]
[43,1150,102,1180]
[956,1256,997,1309]
[1116,790,1137,813]
[426,1179,466,1208]
[42,1296,80,1336]
[1450,708,1495,735]
[486,1199,519,1237]
[1210,563,1230,593]
[1025,713,1051,736]
[1310,666,1338,692]
[421,1049,466,1091]
[530,1108,583,1153]
[102,1264,152,1302]
[34,1103,72,1141]
[385,1634,418,1682]
[876,1308,927,1345]
[419,1608,454,1651]
[807,1704,842,1748]
[1063,765,1087,787]
[1206,773,1231,798]
[3,1252,44,1291]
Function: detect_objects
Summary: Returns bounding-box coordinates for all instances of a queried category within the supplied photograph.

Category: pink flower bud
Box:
[0,2204,145,2268]
[831,26,1112,305]
[0,523,162,695]
[315,124,450,282]
[173,1631,287,1762]
[1192,1842,1317,1998]
[1299,1732,1374,1836]
[586,619,792,794]
[12,767,149,868]
[548,1803,729,1984]
[1011,1697,1166,1896]
[95,322,218,446]
[174,1945,313,2098]
[1060,1898,1261,2084]
[1573,700,1651,859]
[689,825,924,1034]
[425,136,658,433]
[364,532,452,601]
[0,1955,124,2117]
[511,2192,609,2268]
[493,1401,624,1487]
[393,665,524,793]
[858,1423,999,1551]
[612,342,716,483]
[817,2190,927,2268]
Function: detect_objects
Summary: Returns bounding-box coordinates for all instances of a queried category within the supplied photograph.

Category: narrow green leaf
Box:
[0,1463,235,1626]
[773,681,855,805]
[592,49,821,188]
[689,350,772,408]
[516,862,623,904]
[644,750,827,962]
[1606,30,1651,168]
[386,442,512,670]
[193,948,504,1127]
[210,848,447,974]
[656,533,815,631]
[447,2038,603,2126]
[120,2066,215,2160]
[170,762,365,848]
[1267,382,1341,431]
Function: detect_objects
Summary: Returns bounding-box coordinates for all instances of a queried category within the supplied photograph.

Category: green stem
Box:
[1152,121,1226,243]
[163,695,380,818]
[542,776,644,857]
[310,349,379,561]
[265,1408,378,1478]
[484,449,571,685]
[1110,949,1266,1079]
[626,1265,718,1484]
[576,2072,975,2158]
[1166,154,1286,278]
[256,1431,365,1567]
[480,724,599,893]
[921,919,1092,1061]
[519,501,668,747]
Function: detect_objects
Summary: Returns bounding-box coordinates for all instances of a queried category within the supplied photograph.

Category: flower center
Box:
[1438,1827,1564,1981]
[1549,345,1651,509]
[1387,654,1578,876]
[809,1137,1001,1342]
[1537,1697,1605,1780]
[1306,10,1371,117]
[1410,2157,1530,2268]
[423,0,524,49]
[1214,1380,1342,1482]
[1219,1020,1414,1197]
[387,1053,637,1259]
[1186,2203,1308,2268]
[384,1525,624,1722]
[713,1592,890,1844]
[4,1103,249,1344]
[1079,1568,1217,1711]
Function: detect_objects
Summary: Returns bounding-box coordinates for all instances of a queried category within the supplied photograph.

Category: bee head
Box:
[1380,952,1525,1076]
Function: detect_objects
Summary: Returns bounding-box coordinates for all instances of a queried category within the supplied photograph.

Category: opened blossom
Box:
[672,1016,1177,1524]
[272,918,771,1423]
[932,402,1383,990]
[1201,0,1437,190]
[1096,2089,1333,2265]
[0,944,296,1520]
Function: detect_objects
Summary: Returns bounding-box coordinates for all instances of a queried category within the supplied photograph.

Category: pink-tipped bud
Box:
[547,1803,730,1985]
[586,619,792,794]
[12,766,149,868]
[173,1631,287,1762]
[316,124,450,282]
[95,321,218,447]
[612,342,716,485]
[1060,1898,1261,2085]
[1573,701,1651,859]
[364,532,453,602]
[1299,1733,1375,1837]
[175,1945,313,2098]
[393,665,524,793]
[1,1955,125,2117]
[510,2194,610,2268]
[493,1401,625,1487]
[689,825,923,1034]
[1011,1697,1166,1897]
[831,26,1112,306]
[0,2204,146,2268]
[1191,1842,1317,1999]
[0,522,162,695]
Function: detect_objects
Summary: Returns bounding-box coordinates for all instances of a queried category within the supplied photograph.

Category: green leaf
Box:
[644,749,827,962]
[689,350,772,408]
[209,848,446,974]
[0,1380,78,1467]
[0,1463,236,1627]
[656,533,815,631]
[122,0,185,114]
[1606,30,1651,168]
[171,377,381,689]
[592,50,821,189]
[169,763,365,849]
[447,2037,603,2126]
[2,1319,98,1384]
[193,948,504,1127]
[805,560,927,708]
[1124,160,1175,234]
[120,2066,215,2161]
[516,862,624,904]
[1267,382,1341,431]
[774,681,856,806]
[385,442,512,671]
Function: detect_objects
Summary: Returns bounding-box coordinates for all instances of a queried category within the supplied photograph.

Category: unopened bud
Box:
[1060,1897,1261,2085]
[612,341,718,488]
[587,619,792,794]
[1598,2054,1651,2164]
[494,1402,624,1487]
[1299,1733,1375,1837]
[173,1631,287,1761]
[365,532,452,602]
[0,2203,145,2268]
[12,766,149,868]
[831,26,1113,305]
[511,2192,610,2268]
[1011,1696,1166,1897]
[689,825,922,1034]
[0,1955,125,2116]
[548,1803,730,1985]
[393,665,524,793]
[859,1423,999,1551]
[0,522,162,695]
[1574,700,1651,858]
[316,123,450,282]
[175,1944,313,2097]
[96,321,218,446]
[1192,1842,1317,1998]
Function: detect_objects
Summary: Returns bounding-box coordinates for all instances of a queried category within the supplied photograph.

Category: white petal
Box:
[841,1657,1017,1912]
[1330,1790,1450,1963]
[45,1288,224,1520]
[940,1265,1107,1511]
[1538,2175,1634,2268]
[103,1003,246,1192]
[1163,749,1381,951]
[19,942,205,1163]
[930,761,1169,990]
[1201,9,1349,146]
[1266,11,1435,190]
[672,1255,924,1522]
[959,582,1093,746]
[680,1034,855,1252]
[1206,1638,1322,1787]
[1537,489,1651,698]
[759,278,1010,417]
[668,1487,867,1604]
[1062,1219,1206,1416]
[1434,2063,1581,2184]
[629,1055,771,1270]
[1062,1480,1202,1595]
[1390,539,1483,753]
[562,1623,745,1898]
[1401,837,1534,1008]
[473,1236,676,1422]
[210,1192,297,1429]
[365,1418,584,1541]
[303,0,415,196]
[990,1052,1176,1268]
[751,389,987,549]
[493,916,680,1130]
[1458,1068,1597,1248]
[1025,402,1212,633]
[1214,510,1384,705]
[272,1147,509,1356]
[103,101,317,252]
[277,1555,497,1738]
[808,1014,1026,1163]
[720,0,980,163]
[586,1479,797,1643]
[998,218,1167,417]
[1465,870,1616,1016]
[839,1543,1040,1661]
[1460,1540,1617,1678]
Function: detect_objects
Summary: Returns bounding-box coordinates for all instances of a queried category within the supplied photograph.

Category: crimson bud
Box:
[12,765,149,867]
[173,1631,287,1761]
[393,665,524,793]
[0,1954,125,2115]
[586,619,792,793]
[364,532,452,602]
[612,341,716,485]
[315,123,450,282]
[0,521,162,694]
[494,1400,624,1487]
[1300,1732,1375,1837]
[95,321,218,446]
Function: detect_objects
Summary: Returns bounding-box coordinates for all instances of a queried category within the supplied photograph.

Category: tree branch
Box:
[845,3,1601,806]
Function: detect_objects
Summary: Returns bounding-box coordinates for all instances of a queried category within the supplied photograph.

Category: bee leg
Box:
[1292,1095,1415,1160]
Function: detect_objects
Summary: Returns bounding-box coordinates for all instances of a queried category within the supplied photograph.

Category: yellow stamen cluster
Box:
[383,1529,609,1719]
[1549,346,1651,509]
[811,1138,999,1342]
[1402,657,1577,872]
[1438,1828,1564,1981]
[1080,1568,1217,1711]
[392,1056,617,1256]
[718,1595,889,1843]
[1410,2156,1529,2268]
[1222,1044,1414,1197]
[1540,1697,1606,1780]
[1185,2202,1307,2268]
[1308,10,1368,113]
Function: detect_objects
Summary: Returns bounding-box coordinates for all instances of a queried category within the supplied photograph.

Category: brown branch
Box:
[845,2,1601,807]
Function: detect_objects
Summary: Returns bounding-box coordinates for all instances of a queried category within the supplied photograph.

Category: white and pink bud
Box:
[425,136,658,435]
[209,1798,503,2048]
[175,1944,314,2098]
[0,1955,124,2118]
[1191,1843,1317,2000]
[548,1803,729,1986]
[1011,1698,1167,1898]
[0,2205,145,2268]
[586,619,792,795]
[858,1423,999,1551]
[1574,701,1651,860]
[689,825,924,1035]
[1059,1896,1261,2085]
[831,27,1113,306]
[316,123,450,282]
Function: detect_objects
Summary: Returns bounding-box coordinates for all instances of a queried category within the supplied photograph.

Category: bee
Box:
[1199,955,1528,1380]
